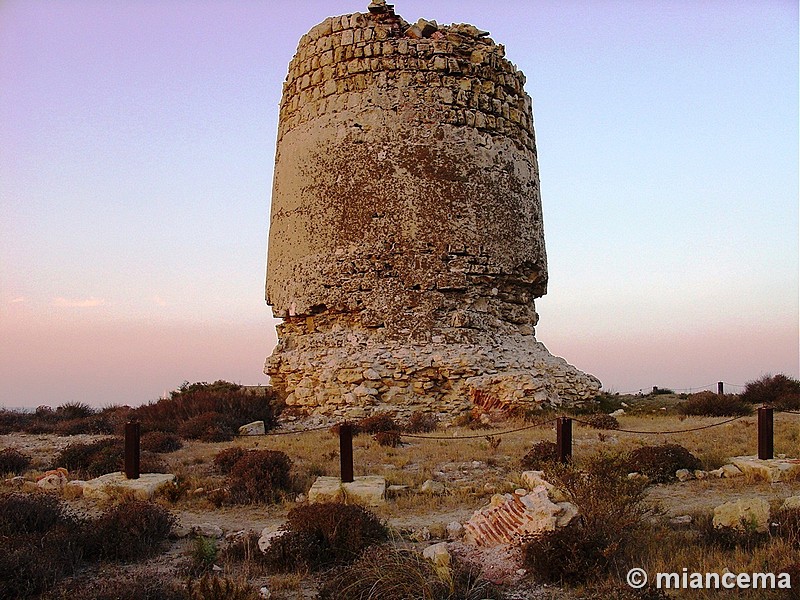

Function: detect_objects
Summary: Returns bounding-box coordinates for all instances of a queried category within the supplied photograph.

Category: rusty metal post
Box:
[556,417,572,463]
[124,421,140,479]
[339,423,354,483]
[717,381,724,396]
[757,406,773,460]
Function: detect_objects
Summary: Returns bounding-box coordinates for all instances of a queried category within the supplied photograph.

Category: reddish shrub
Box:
[679,391,752,417]
[228,450,293,504]
[741,373,800,410]
[521,441,560,470]
[625,444,701,483]
[0,448,31,475]
[178,411,231,442]
[583,414,620,430]
[213,447,248,474]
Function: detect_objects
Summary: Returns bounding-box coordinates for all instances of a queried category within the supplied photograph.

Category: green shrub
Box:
[523,453,650,584]
[583,414,620,430]
[318,544,503,600]
[741,373,800,410]
[228,450,293,504]
[520,441,559,470]
[679,391,752,417]
[625,443,701,483]
[0,448,31,475]
[187,536,219,575]
[263,502,388,572]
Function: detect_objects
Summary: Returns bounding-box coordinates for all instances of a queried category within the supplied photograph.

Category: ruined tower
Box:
[266,2,600,418]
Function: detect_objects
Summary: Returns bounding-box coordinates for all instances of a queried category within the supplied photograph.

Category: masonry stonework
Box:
[265,2,601,418]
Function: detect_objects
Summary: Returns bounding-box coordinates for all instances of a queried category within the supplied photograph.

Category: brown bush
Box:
[263,502,388,572]
[213,446,248,474]
[228,450,293,504]
[141,430,183,453]
[185,574,258,600]
[318,544,503,600]
[358,413,399,434]
[741,373,800,410]
[583,414,620,430]
[44,574,186,600]
[0,492,66,535]
[679,391,753,417]
[625,443,701,483]
[178,411,231,442]
[520,440,560,470]
[403,411,439,433]
[53,438,126,478]
[0,448,31,475]
[374,430,402,447]
[83,500,175,561]
[522,453,650,584]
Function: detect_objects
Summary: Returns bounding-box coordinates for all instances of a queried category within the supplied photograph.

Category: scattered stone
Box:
[713,498,770,533]
[627,472,649,483]
[411,526,431,542]
[387,484,410,497]
[6,476,25,488]
[446,521,464,539]
[295,493,307,503]
[781,496,800,511]
[675,469,693,482]
[694,470,708,480]
[670,515,693,526]
[193,523,224,539]
[420,479,446,494]
[729,456,800,483]
[36,468,68,491]
[423,542,451,578]
[610,409,625,417]
[171,522,192,539]
[708,467,725,478]
[721,464,743,478]
[238,421,266,436]
[258,528,286,553]
[81,472,176,501]
[463,486,576,547]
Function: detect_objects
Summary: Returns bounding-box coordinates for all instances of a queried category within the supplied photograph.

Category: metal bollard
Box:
[556,416,572,463]
[339,423,354,483]
[757,406,773,460]
[124,421,140,479]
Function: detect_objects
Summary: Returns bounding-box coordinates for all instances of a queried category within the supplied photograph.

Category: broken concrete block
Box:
[239,421,265,436]
[81,472,176,501]
[713,497,770,533]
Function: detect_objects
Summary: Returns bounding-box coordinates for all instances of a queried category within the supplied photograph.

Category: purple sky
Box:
[1,1,797,408]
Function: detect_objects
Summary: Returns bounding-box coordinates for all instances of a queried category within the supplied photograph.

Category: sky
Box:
[1,0,797,409]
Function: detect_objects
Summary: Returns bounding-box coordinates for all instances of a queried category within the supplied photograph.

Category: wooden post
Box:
[757,407,773,460]
[339,423,354,483]
[556,417,572,463]
[717,382,724,396]
[124,421,140,479]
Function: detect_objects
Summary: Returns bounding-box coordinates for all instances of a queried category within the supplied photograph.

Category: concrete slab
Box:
[307,475,386,506]
[729,456,800,483]
[81,472,176,501]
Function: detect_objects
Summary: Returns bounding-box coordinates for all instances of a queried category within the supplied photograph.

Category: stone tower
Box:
[266,2,600,418]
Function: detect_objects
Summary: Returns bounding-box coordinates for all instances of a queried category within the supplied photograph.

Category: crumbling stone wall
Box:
[265,2,601,418]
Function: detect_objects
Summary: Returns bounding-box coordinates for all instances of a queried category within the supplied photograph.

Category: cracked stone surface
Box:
[265,5,601,417]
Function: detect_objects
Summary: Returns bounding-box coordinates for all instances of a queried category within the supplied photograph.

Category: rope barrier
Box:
[400,417,557,441]
[572,414,748,435]
[237,423,332,437]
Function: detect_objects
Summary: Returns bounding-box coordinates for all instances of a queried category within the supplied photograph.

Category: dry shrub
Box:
[134,380,280,438]
[228,450,293,504]
[520,440,559,470]
[83,499,175,561]
[141,430,183,453]
[584,414,620,430]
[741,373,800,410]
[773,507,800,549]
[374,430,402,447]
[0,409,30,434]
[0,528,83,599]
[679,391,753,416]
[178,411,231,442]
[0,492,65,535]
[404,411,439,433]
[263,502,388,572]
[0,448,31,475]
[329,420,362,437]
[185,574,258,600]
[45,574,186,600]
[625,443,701,483]
[522,453,650,584]
[53,437,122,478]
[318,544,503,600]
[213,446,248,474]
[358,413,399,434]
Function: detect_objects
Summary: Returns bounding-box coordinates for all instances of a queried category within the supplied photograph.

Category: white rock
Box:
[239,421,266,436]
[193,523,224,538]
[610,409,625,417]
[258,528,286,553]
[721,464,742,478]
[675,469,693,482]
[713,498,770,533]
[446,521,464,539]
[420,479,446,494]
[781,496,800,511]
[423,542,451,568]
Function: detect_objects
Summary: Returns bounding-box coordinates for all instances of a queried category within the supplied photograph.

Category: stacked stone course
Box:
[265,4,601,419]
